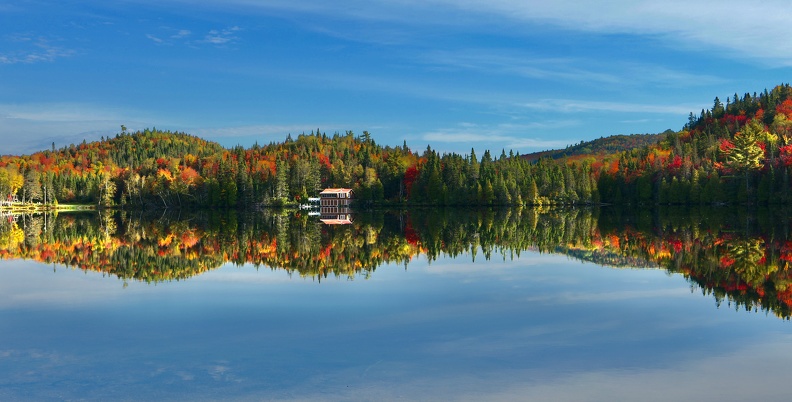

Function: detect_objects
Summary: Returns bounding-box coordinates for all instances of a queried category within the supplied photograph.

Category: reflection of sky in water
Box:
[1,252,791,401]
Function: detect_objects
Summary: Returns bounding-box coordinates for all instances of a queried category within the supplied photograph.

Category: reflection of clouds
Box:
[252,334,792,401]
[423,251,565,274]
[176,371,195,381]
[0,260,161,308]
[480,336,792,402]
[0,349,64,362]
[423,321,607,356]
[208,363,243,383]
[0,348,80,388]
[144,362,243,385]
[196,262,383,284]
[2,252,791,401]
[522,287,692,304]
[0,350,248,400]
[193,263,307,284]
[0,259,373,310]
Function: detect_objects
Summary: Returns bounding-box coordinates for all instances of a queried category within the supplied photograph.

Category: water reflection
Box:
[3,207,792,318]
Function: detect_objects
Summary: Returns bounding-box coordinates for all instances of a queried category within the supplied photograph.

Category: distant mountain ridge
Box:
[522,131,671,161]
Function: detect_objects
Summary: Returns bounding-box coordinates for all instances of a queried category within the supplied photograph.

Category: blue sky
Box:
[2,0,792,156]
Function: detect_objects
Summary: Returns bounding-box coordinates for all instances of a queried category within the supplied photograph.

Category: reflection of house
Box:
[1,194,18,207]
[319,188,353,225]
[320,214,353,225]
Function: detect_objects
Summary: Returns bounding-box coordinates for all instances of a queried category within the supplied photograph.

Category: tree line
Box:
[0,127,598,208]
[597,84,792,205]
[3,84,792,207]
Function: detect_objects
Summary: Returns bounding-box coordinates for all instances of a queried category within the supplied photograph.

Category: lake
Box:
[1,207,792,401]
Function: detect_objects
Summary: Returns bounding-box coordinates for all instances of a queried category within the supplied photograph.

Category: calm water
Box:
[1,208,792,401]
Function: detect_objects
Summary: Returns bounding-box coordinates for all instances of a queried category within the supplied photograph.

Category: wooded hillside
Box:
[522,131,668,161]
[0,127,596,207]
[3,83,792,208]
[597,84,792,204]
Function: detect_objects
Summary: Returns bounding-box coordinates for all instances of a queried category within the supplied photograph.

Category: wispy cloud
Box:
[145,26,238,47]
[519,99,697,115]
[190,123,341,142]
[201,26,240,45]
[422,121,577,153]
[0,103,160,155]
[0,103,126,123]
[421,50,622,85]
[0,35,73,64]
[421,49,725,88]
[172,29,191,39]
[145,34,164,44]
[428,0,792,66]
[183,0,792,66]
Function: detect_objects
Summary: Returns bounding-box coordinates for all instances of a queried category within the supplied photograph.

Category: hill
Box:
[4,83,792,209]
[522,131,669,161]
[596,83,792,205]
[0,126,598,208]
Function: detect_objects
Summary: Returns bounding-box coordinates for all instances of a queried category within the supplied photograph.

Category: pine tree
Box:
[727,120,765,172]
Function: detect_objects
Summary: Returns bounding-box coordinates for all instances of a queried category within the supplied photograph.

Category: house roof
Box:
[320,188,353,195]
[320,218,353,225]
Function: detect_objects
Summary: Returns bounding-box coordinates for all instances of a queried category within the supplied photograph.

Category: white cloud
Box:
[188,123,342,147]
[422,50,622,84]
[0,103,160,155]
[0,36,73,64]
[145,34,163,43]
[176,0,792,66]
[0,103,122,122]
[520,99,698,115]
[145,27,238,47]
[424,132,569,150]
[198,123,359,137]
[0,102,385,155]
[172,29,191,39]
[421,122,577,153]
[422,49,726,88]
[427,0,792,66]
[200,26,240,46]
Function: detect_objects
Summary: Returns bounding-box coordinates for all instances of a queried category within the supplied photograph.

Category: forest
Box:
[598,83,792,204]
[2,83,792,207]
[521,131,668,162]
[0,127,597,207]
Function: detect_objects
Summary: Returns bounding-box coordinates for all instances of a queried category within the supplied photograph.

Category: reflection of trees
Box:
[408,207,602,263]
[0,210,419,282]
[723,239,770,286]
[7,207,792,319]
[598,207,792,319]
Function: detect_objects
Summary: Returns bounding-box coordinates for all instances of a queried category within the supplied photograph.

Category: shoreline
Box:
[0,204,96,213]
